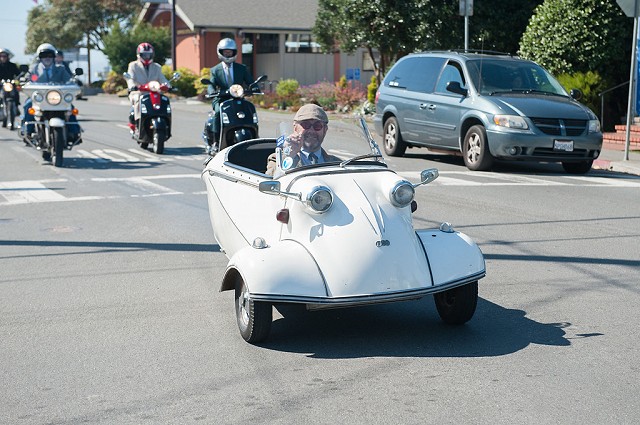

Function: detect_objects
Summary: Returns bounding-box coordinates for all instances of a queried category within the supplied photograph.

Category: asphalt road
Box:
[1,95,639,424]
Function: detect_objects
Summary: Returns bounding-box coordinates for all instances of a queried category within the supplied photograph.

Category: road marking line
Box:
[128,148,174,162]
[102,149,144,162]
[0,180,67,204]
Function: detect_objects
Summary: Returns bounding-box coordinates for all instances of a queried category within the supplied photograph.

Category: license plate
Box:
[554,140,574,152]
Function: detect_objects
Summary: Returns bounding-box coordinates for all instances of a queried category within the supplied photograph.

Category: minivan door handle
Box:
[420,103,436,111]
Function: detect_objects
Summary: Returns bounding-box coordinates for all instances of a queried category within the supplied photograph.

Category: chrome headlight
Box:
[306,186,333,213]
[46,90,62,105]
[63,93,74,103]
[3,82,13,92]
[588,119,601,134]
[493,115,528,130]
[229,84,244,98]
[390,181,415,208]
[148,81,161,92]
[33,92,44,102]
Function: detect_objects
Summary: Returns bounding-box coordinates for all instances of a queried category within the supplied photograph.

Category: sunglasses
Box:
[297,120,325,131]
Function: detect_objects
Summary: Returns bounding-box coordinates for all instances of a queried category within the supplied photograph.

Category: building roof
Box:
[170,0,319,32]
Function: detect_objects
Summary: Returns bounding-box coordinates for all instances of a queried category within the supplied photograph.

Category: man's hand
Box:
[283,132,302,156]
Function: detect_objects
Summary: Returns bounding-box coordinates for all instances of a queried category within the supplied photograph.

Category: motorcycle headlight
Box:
[229,84,244,98]
[390,181,415,208]
[64,93,74,103]
[306,186,333,213]
[148,81,161,92]
[3,82,13,92]
[493,114,528,130]
[33,92,44,103]
[237,111,245,119]
[46,90,62,105]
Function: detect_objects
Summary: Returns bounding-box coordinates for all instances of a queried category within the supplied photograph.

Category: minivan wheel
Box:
[383,117,407,157]
[562,160,593,174]
[463,125,494,171]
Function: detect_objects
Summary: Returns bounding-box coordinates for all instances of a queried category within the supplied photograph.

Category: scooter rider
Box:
[0,47,21,109]
[125,42,169,132]
[22,43,80,142]
[203,38,254,153]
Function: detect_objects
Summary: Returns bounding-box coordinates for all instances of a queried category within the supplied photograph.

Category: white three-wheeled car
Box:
[201,119,485,343]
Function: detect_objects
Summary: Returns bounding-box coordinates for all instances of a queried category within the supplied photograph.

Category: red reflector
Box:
[276,209,289,223]
[411,200,417,213]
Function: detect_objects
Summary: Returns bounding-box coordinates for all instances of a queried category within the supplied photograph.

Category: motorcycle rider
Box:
[22,43,80,141]
[125,42,169,132]
[0,48,21,120]
[203,37,254,153]
[55,50,73,76]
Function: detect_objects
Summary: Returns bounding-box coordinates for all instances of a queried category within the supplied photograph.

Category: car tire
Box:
[562,160,593,174]
[235,277,272,343]
[463,125,493,171]
[383,116,407,157]
[434,281,478,325]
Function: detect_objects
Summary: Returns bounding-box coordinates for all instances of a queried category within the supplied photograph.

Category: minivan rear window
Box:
[383,56,446,94]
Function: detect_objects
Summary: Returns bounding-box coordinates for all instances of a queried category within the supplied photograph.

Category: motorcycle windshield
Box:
[273,118,386,177]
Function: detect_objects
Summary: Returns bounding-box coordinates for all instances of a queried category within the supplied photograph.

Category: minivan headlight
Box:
[588,119,601,134]
[493,115,528,130]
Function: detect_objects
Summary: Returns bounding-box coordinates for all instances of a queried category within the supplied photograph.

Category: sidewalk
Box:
[593,142,640,176]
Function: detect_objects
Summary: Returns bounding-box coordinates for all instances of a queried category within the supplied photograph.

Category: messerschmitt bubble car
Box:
[201,118,485,343]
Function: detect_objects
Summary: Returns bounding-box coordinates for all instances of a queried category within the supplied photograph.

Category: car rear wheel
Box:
[383,116,407,157]
[434,281,478,325]
[463,125,493,171]
[235,277,272,343]
[562,160,593,174]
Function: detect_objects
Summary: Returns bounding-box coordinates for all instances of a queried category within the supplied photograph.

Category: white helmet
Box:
[37,43,57,59]
[217,38,237,64]
[0,48,14,59]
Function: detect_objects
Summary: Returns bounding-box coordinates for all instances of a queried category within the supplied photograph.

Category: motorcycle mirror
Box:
[123,72,132,79]
[256,75,268,83]
[74,68,84,76]
[201,78,212,85]
[19,64,29,73]
[172,72,181,80]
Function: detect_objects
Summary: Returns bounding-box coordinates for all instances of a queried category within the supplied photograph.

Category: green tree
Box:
[102,22,171,74]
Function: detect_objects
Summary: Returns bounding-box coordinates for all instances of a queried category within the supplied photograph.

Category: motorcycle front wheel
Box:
[153,129,166,154]
[52,127,65,167]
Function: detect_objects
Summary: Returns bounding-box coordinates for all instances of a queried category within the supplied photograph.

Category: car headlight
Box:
[33,92,44,102]
[588,119,601,134]
[46,90,62,105]
[64,93,74,102]
[493,115,528,130]
[390,181,415,208]
[229,84,244,98]
[306,186,333,213]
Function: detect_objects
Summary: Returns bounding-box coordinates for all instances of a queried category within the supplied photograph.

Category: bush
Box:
[299,81,336,110]
[275,79,301,108]
[194,67,211,99]
[161,65,198,98]
[557,71,604,114]
[102,71,127,94]
[367,75,378,103]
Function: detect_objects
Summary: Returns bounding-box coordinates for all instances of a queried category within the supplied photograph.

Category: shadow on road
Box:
[62,157,164,170]
[265,297,571,358]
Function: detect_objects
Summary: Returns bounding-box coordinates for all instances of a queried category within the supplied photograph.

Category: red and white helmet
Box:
[137,42,154,66]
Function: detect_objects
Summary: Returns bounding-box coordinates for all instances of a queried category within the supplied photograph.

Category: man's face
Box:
[41,56,54,67]
[0,54,8,63]
[293,119,327,152]
[221,49,234,58]
[55,55,63,64]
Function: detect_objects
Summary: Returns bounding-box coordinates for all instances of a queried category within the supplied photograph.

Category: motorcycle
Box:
[20,67,84,167]
[124,71,180,155]
[201,74,267,155]
[1,78,21,130]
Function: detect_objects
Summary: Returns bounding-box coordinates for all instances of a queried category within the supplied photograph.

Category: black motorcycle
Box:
[0,78,20,130]
[202,75,267,155]
[124,72,180,154]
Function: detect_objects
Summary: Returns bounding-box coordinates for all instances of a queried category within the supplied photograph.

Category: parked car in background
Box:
[374,51,603,174]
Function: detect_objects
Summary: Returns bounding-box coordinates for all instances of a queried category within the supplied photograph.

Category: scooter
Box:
[20,67,84,167]
[124,71,180,154]
[1,78,21,130]
[201,75,267,155]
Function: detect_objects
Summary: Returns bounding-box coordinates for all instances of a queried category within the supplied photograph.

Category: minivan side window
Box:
[384,56,446,94]
[435,61,465,94]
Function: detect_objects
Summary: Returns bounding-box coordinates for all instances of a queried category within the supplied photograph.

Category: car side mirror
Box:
[259,181,281,194]
[74,68,83,76]
[569,88,582,101]
[446,81,468,97]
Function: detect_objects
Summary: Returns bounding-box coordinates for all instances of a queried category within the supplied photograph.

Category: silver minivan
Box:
[373,51,603,173]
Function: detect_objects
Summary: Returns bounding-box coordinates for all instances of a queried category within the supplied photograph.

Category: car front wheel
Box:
[463,125,493,171]
[434,281,478,325]
[235,277,272,343]
[383,116,407,157]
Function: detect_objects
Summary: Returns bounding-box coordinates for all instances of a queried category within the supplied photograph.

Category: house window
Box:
[285,34,321,53]
[256,33,279,54]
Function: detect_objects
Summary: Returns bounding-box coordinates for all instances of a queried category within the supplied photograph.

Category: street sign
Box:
[459,0,473,16]
[617,0,640,17]
[346,68,361,81]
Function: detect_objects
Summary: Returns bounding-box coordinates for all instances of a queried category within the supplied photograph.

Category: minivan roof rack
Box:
[448,49,515,57]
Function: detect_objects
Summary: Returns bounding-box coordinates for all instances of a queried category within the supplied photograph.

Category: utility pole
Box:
[459,0,473,50]
[172,0,177,71]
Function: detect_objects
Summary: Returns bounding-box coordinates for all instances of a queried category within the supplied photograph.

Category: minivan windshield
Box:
[465,59,568,96]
